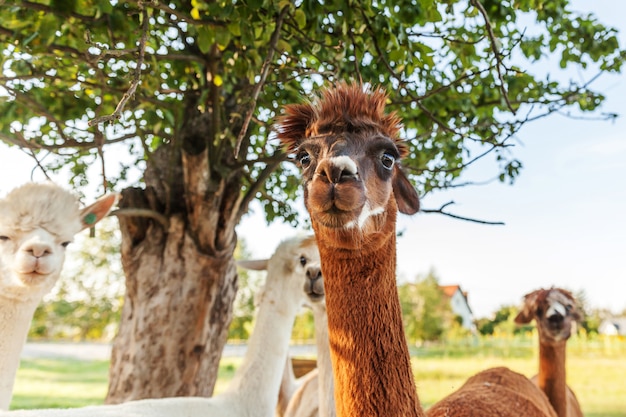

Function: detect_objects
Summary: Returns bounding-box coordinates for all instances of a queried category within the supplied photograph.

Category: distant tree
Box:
[475,317,496,336]
[399,271,452,343]
[476,304,520,336]
[580,309,602,335]
[291,310,316,342]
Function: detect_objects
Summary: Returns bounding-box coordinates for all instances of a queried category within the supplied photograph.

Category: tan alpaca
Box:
[282,264,335,417]
[276,82,556,417]
[515,288,584,417]
[0,182,118,411]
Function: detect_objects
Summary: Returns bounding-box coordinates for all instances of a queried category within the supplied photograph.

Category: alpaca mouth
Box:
[306,184,365,229]
[313,210,359,229]
[18,271,51,287]
[17,267,46,276]
[306,292,325,302]
[544,319,570,340]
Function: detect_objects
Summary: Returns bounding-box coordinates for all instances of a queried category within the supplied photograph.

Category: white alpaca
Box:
[2,235,320,417]
[0,182,118,411]
[281,266,335,417]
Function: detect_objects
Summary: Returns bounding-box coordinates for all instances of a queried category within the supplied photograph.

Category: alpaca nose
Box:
[24,242,53,258]
[546,301,566,321]
[316,157,357,184]
[548,313,564,324]
[307,266,322,283]
[304,266,324,297]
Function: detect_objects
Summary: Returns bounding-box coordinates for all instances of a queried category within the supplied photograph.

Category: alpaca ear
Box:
[393,167,420,215]
[237,259,269,271]
[514,308,532,325]
[514,291,540,325]
[276,103,316,154]
[80,193,119,230]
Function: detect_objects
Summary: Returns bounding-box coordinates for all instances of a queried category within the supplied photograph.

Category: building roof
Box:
[440,284,460,298]
[439,284,473,315]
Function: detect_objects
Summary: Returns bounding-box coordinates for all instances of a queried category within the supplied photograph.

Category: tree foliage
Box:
[0,0,623,212]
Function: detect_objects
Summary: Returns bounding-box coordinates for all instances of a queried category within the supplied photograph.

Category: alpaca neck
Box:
[224,284,300,416]
[312,305,335,417]
[0,298,39,410]
[317,229,423,417]
[538,341,568,417]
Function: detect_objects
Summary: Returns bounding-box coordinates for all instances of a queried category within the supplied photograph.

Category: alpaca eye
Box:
[299,256,307,266]
[0,236,9,241]
[297,152,311,168]
[61,241,71,248]
[380,152,395,170]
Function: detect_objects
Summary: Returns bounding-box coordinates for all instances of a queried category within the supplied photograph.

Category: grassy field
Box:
[11,338,626,416]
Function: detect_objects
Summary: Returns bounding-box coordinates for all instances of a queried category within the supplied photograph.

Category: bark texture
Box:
[106,113,244,402]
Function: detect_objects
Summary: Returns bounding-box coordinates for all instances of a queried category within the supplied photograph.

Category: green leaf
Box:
[228,21,242,37]
[38,14,59,46]
[215,29,231,51]
[197,26,214,54]
[294,9,306,29]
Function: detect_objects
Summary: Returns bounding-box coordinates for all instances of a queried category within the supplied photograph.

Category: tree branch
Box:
[234,6,289,158]
[421,201,505,225]
[238,157,283,220]
[471,0,515,114]
[110,207,170,229]
[0,131,137,151]
[88,6,149,127]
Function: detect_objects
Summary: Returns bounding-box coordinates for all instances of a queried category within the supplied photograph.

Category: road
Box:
[20,342,317,361]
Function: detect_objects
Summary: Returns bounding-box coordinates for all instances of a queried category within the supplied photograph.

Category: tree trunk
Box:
[106,131,242,402]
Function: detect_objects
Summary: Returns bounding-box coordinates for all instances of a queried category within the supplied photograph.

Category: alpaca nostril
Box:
[548,314,564,324]
[318,163,342,184]
[25,244,52,258]
[307,267,321,281]
[317,156,358,184]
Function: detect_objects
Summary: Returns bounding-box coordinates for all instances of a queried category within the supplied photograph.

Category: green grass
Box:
[11,359,110,409]
[11,340,626,416]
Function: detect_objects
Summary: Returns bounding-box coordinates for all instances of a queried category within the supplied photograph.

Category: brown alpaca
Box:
[514,288,584,417]
[426,366,556,417]
[277,82,423,417]
[277,82,556,417]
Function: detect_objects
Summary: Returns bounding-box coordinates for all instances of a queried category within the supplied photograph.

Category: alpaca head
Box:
[0,182,118,302]
[276,82,420,249]
[514,287,583,345]
[237,235,321,308]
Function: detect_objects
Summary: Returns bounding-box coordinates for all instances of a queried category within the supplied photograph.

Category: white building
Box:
[598,317,626,336]
[440,284,475,332]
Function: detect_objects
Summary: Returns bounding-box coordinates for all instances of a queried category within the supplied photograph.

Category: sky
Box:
[1,1,624,319]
